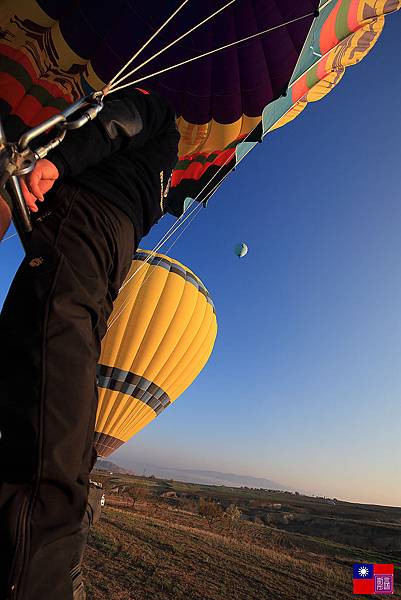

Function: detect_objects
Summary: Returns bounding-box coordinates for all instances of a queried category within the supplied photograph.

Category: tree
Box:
[198,498,223,528]
[224,504,242,531]
[225,504,241,522]
[127,486,148,507]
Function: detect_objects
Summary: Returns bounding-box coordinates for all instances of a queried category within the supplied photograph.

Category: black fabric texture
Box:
[71,483,104,600]
[0,183,136,599]
[47,88,180,239]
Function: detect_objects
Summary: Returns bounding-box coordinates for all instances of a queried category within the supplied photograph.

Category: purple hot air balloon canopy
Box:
[0,0,399,215]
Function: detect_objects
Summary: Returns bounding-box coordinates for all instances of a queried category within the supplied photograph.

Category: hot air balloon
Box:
[0,0,399,223]
[0,0,399,445]
[94,250,217,456]
[234,243,248,258]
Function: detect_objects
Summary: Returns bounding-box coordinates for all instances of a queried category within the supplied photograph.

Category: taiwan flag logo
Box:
[353,564,394,595]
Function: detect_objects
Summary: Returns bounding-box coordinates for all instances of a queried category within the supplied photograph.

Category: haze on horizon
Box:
[113,435,400,508]
[1,14,400,509]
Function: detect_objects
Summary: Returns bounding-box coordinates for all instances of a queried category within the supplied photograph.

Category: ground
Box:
[83,471,401,600]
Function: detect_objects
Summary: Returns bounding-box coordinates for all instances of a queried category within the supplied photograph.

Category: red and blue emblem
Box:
[353,564,394,595]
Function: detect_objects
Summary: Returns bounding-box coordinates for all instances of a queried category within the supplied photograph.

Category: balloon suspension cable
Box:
[108,144,241,331]
[105,3,330,329]
[107,0,321,300]
[121,121,256,289]
[0,231,18,243]
[319,0,334,11]
[108,9,316,94]
[162,202,206,256]
[105,2,323,272]
[107,209,205,330]
[109,118,264,331]
[106,0,191,89]
[107,0,236,91]
[107,170,230,331]
[117,159,230,295]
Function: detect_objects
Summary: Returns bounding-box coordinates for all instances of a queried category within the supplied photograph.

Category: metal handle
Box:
[61,94,96,119]
[18,113,67,151]
[1,92,105,242]
[64,102,104,130]
[8,175,32,235]
[17,93,103,151]
[35,129,67,159]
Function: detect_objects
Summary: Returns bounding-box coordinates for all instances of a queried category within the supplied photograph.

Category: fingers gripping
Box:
[22,159,59,212]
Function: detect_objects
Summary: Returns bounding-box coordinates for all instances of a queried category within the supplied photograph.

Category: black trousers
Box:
[0,184,136,599]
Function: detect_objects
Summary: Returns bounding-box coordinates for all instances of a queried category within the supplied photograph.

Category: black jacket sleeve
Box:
[47,88,177,178]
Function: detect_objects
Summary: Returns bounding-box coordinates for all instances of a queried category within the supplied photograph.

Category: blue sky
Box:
[1,13,400,505]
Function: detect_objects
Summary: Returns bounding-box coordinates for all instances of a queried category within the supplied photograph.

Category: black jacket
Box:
[47,88,180,239]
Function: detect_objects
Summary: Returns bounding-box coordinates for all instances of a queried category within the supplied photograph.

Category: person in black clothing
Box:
[0,88,180,600]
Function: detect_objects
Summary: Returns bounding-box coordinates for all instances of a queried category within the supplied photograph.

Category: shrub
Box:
[198,498,223,527]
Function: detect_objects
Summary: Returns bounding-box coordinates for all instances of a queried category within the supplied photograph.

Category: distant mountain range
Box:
[96,458,294,492]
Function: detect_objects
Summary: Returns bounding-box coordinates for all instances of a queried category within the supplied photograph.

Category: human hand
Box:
[21,159,59,212]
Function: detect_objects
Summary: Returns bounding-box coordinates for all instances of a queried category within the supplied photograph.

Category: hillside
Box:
[83,471,401,599]
[96,459,292,490]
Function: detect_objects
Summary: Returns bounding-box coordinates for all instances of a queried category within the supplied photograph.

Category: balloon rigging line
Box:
[1,0,389,341]
[113,125,253,314]
[0,231,17,243]
[108,149,237,330]
[163,201,206,256]
[109,10,317,93]
[111,104,260,318]
[106,0,191,89]
[108,0,236,91]
[319,0,334,11]
[107,201,204,329]
[107,129,246,329]
[120,206,194,285]
[107,115,254,330]
[0,0,238,250]
[107,161,230,330]
[115,112,276,282]
[3,4,323,258]
[109,189,216,328]
[107,204,206,330]
[117,144,240,294]
[4,0,231,254]
[87,3,330,327]
[117,148,235,295]
[1,5,328,259]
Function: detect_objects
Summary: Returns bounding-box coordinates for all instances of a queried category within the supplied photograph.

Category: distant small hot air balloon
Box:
[94,250,218,457]
[234,243,248,259]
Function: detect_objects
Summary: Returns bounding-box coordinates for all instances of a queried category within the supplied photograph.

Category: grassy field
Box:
[83,472,401,600]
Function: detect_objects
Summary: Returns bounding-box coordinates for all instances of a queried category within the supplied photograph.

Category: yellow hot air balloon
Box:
[94,249,217,457]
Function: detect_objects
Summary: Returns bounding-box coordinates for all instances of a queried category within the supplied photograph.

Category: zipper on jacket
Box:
[7,495,31,600]
[160,170,172,214]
